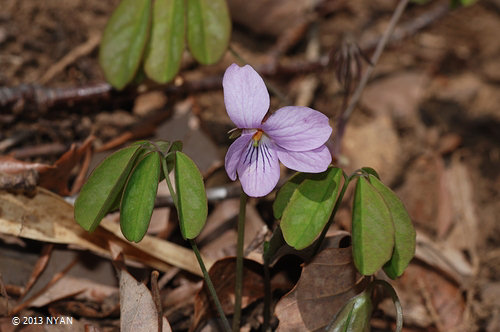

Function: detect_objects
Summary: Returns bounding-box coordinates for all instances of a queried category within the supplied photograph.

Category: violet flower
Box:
[223,63,332,197]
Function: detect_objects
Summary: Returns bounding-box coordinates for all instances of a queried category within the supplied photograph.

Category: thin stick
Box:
[232,191,248,331]
[151,271,163,332]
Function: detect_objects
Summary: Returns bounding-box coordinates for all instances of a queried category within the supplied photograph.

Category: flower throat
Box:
[252,129,264,147]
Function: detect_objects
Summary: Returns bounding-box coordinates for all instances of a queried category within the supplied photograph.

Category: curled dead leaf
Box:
[275,234,368,331]
[120,269,171,332]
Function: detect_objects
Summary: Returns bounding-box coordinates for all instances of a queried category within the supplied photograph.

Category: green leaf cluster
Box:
[100,0,231,89]
[352,174,416,278]
[74,141,207,242]
[271,167,415,279]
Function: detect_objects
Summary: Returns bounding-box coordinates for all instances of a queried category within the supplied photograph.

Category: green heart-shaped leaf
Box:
[144,0,185,83]
[186,0,231,65]
[280,167,343,250]
[352,177,395,275]
[368,175,416,279]
[75,145,143,232]
[120,152,161,243]
[99,0,152,89]
[175,151,207,239]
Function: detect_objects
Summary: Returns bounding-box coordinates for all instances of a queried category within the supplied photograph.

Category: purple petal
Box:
[262,106,332,151]
[225,134,253,180]
[237,138,280,197]
[223,64,270,129]
[277,145,332,173]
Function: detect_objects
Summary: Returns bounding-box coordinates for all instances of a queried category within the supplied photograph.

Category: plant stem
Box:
[190,240,232,332]
[334,0,410,153]
[160,155,178,206]
[233,191,248,331]
[372,279,403,332]
[262,261,271,332]
[160,153,231,332]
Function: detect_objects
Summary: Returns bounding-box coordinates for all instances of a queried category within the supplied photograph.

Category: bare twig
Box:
[20,244,54,298]
[11,257,78,315]
[151,270,163,332]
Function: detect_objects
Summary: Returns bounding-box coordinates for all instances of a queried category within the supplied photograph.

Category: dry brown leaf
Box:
[415,232,474,282]
[227,0,315,36]
[120,269,171,332]
[38,136,94,195]
[444,155,479,271]
[396,154,443,233]
[361,72,428,122]
[342,115,402,184]
[30,275,117,308]
[199,200,265,262]
[0,187,207,276]
[163,281,202,318]
[101,219,210,276]
[191,258,265,332]
[383,264,466,331]
[274,235,367,331]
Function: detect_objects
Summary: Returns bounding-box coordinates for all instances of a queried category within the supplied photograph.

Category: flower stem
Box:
[160,154,231,332]
[233,191,248,332]
[190,240,232,332]
[160,156,178,206]
[262,261,271,332]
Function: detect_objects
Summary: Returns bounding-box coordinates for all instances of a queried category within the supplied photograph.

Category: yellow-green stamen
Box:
[252,130,263,147]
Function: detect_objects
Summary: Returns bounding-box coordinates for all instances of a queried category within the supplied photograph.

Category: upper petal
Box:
[225,133,253,181]
[223,64,270,129]
[276,145,332,173]
[237,138,280,197]
[262,106,332,151]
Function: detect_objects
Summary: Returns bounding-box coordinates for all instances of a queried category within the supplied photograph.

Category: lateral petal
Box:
[223,64,270,129]
[225,134,252,181]
[262,106,332,151]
